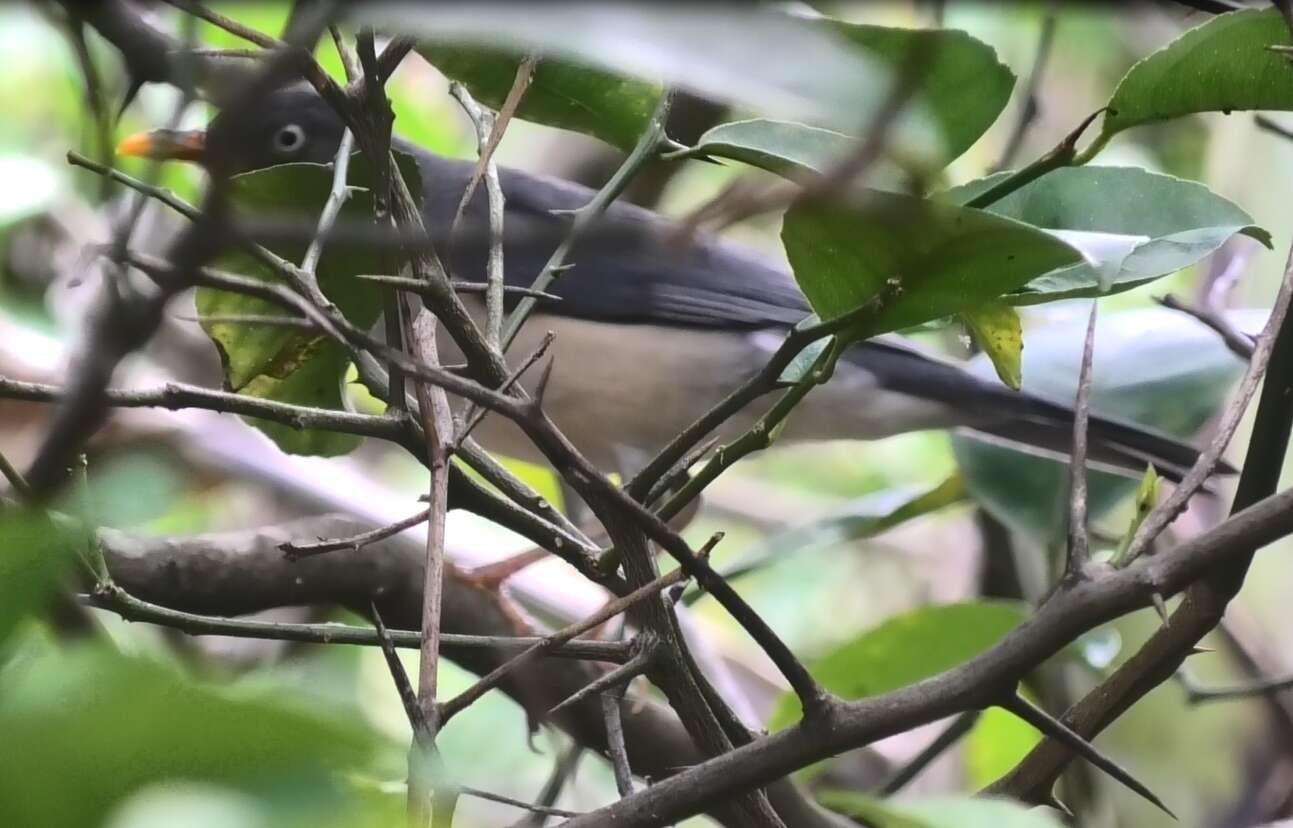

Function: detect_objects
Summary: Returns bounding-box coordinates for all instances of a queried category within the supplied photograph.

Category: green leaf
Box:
[952,307,1254,542]
[781,193,1083,336]
[828,22,1014,164]
[0,647,378,828]
[818,793,1063,828]
[681,24,1011,176]
[0,508,77,649]
[706,477,967,591]
[963,304,1024,389]
[769,601,1028,729]
[965,706,1042,789]
[684,119,860,178]
[942,166,1270,303]
[374,6,943,148]
[198,152,422,456]
[1098,8,1293,144]
[416,46,661,152]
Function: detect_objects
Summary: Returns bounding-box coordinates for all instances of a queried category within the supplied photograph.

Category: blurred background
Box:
[1,2,1291,827]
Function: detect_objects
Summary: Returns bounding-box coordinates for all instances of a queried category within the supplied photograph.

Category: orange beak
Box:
[116,129,207,162]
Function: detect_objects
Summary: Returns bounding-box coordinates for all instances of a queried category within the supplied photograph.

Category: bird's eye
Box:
[273,124,306,155]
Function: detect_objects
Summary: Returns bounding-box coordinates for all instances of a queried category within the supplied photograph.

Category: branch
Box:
[501,94,674,350]
[559,483,1293,826]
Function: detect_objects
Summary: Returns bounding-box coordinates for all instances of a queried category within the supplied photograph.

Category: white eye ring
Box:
[273,124,306,154]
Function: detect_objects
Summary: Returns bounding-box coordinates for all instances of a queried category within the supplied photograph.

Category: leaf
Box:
[781,192,1083,337]
[711,477,967,588]
[818,793,1063,828]
[942,166,1271,303]
[0,508,77,650]
[0,647,378,828]
[197,152,422,456]
[416,45,661,152]
[965,706,1042,789]
[952,307,1256,542]
[769,601,1028,729]
[828,22,1014,164]
[1113,466,1161,565]
[684,119,860,178]
[369,4,945,152]
[680,23,1012,174]
[1098,8,1293,144]
[963,304,1023,389]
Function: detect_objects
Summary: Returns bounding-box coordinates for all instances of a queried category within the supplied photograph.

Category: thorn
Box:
[468,546,551,590]
[1151,592,1170,626]
[532,357,556,408]
[117,78,146,122]
[546,652,651,717]
[1001,693,1175,819]
[1188,645,1216,657]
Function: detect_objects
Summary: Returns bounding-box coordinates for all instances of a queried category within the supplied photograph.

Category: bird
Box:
[117,84,1208,488]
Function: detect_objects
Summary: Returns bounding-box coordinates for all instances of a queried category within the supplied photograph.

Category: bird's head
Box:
[117,86,346,175]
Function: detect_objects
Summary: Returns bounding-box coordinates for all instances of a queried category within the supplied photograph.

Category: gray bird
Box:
[119,86,1206,485]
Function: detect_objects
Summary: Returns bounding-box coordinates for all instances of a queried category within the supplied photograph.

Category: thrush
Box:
[119,85,1208,482]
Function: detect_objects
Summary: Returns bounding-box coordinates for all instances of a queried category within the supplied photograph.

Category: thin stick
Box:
[993,11,1057,172]
[602,685,635,797]
[0,375,406,443]
[879,710,981,794]
[458,787,579,819]
[501,94,673,350]
[1155,294,1255,360]
[301,129,355,276]
[82,585,630,660]
[449,81,509,346]
[0,447,32,499]
[1065,302,1098,576]
[1124,247,1293,561]
[439,565,691,724]
[356,274,560,302]
[280,507,432,559]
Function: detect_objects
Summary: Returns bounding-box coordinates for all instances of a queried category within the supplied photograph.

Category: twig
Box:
[301,128,356,276]
[82,584,630,660]
[514,746,583,828]
[993,11,1057,172]
[449,82,508,346]
[458,787,579,819]
[1123,252,1293,562]
[161,0,279,49]
[0,448,32,499]
[175,312,319,330]
[1155,294,1255,360]
[603,684,635,797]
[677,35,932,236]
[1256,114,1293,143]
[966,106,1106,209]
[453,55,537,226]
[0,376,407,444]
[453,331,556,449]
[879,710,981,794]
[280,507,431,559]
[438,566,692,724]
[1065,302,1098,577]
[372,601,432,739]
[1181,672,1293,704]
[627,291,896,502]
[547,650,654,716]
[67,151,200,219]
[355,274,560,302]
[501,94,674,350]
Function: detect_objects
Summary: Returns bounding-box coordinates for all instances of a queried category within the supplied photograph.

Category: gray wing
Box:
[417,152,811,329]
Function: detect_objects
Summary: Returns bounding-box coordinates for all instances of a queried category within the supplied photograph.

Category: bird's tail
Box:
[844,340,1217,483]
